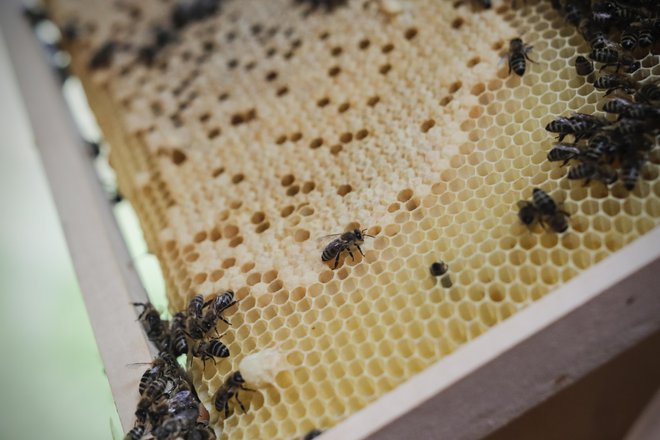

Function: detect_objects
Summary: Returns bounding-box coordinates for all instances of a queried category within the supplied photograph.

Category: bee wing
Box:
[316,233,342,243]
[498,51,509,67]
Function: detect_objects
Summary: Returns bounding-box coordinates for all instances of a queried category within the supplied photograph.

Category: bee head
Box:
[510,37,523,48]
[355,228,376,240]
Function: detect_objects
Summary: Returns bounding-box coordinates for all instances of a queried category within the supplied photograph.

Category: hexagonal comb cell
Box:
[46,0,658,438]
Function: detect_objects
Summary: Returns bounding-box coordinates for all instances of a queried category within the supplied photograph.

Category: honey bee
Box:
[603,97,659,120]
[585,29,612,50]
[621,156,645,190]
[620,24,640,50]
[89,41,116,69]
[568,162,618,185]
[123,424,145,440]
[295,0,348,12]
[429,261,449,277]
[547,143,582,165]
[192,337,230,368]
[321,228,374,269]
[504,38,535,77]
[603,54,641,74]
[141,377,169,402]
[139,360,165,396]
[610,117,651,136]
[545,113,608,141]
[189,423,217,440]
[148,400,172,427]
[574,55,594,76]
[563,2,585,26]
[635,82,660,104]
[133,302,169,351]
[203,290,237,325]
[137,389,168,424]
[188,294,205,319]
[186,309,219,339]
[582,134,617,163]
[594,73,639,95]
[168,390,200,414]
[532,187,560,216]
[170,312,189,357]
[517,199,540,227]
[152,408,198,440]
[517,188,570,233]
[589,46,619,64]
[607,1,650,22]
[303,429,324,440]
[638,19,657,48]
[213,371,256,418]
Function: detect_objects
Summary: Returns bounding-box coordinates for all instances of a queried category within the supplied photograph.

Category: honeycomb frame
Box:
[42,0,660,438]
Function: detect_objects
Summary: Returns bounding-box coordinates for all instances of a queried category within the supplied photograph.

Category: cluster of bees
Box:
[515,0,659,233]
[128,291,245,440]
[125,352,213,440]
[131,293,326,439]
[75,0,225,70]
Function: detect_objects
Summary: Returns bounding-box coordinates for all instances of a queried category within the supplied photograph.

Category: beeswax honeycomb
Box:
[46,0,659,438]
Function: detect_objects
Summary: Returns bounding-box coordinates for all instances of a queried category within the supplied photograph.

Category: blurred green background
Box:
[0,28,122,440]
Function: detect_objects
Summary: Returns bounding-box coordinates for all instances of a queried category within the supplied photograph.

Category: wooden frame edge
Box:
[0,1,151,430]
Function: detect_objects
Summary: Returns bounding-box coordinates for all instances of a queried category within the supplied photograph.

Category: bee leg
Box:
[224,402,230,419]
[538,217,546,230]
[582,178,591,187]
[218,316,232,326]
[235,395,247,413]
[240,385,257,392]
[347,249,355,261]
[333,253,341,269]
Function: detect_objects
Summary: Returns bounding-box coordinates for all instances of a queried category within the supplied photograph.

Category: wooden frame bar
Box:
[0,0,151,431]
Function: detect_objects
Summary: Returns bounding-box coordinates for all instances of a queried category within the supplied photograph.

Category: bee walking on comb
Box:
[321,228,375,269]
[503,37,536,77]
